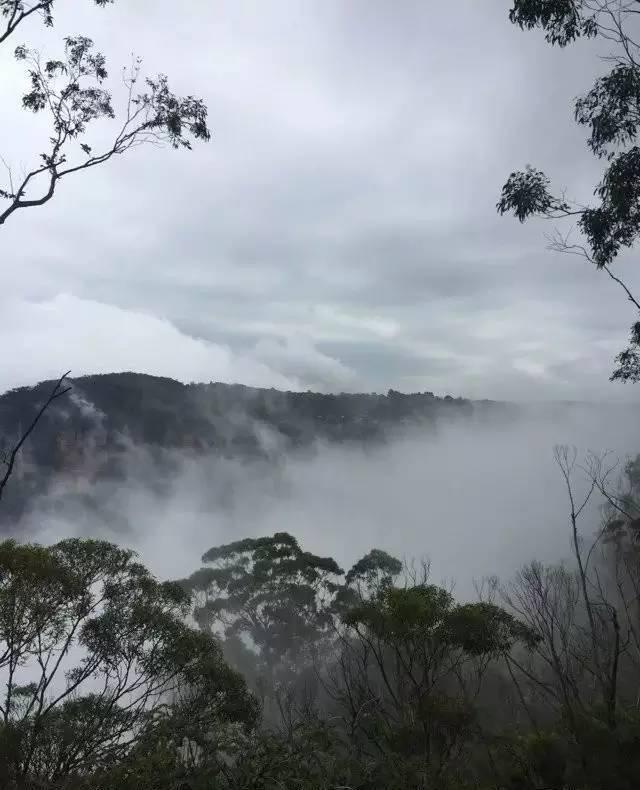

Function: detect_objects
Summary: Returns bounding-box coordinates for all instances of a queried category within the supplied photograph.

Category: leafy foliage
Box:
[611,321,640,382]
[0,537,257,788]
[508,0,598,46]
[180,533,542,788]
[0,502,639,788]
[0,0,209,227]
[499,1,640,381]
[344,547,403,589]
[0,2,113,46]
[497,165,570,222]
[181,532,344,732]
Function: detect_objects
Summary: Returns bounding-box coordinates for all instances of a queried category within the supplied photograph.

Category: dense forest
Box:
[1,449,640,789]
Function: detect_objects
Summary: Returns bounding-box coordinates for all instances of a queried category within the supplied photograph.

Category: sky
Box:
[1,0,639,402]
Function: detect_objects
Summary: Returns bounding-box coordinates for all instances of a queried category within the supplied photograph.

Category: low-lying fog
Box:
[22,401,640,595]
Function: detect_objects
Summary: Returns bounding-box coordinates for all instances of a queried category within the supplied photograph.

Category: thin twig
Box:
[0,370,71,502]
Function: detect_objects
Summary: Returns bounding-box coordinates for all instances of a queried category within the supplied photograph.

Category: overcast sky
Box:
[1,0,638,402]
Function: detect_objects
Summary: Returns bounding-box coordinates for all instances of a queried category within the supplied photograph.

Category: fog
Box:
[4,397,640,706]
[15,399,640,597]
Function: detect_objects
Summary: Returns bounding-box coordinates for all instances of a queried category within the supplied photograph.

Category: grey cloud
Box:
[317,340,464,391]
[1,0,638,401]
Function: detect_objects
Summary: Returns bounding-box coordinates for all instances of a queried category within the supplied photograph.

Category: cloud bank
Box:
[2,1,639,401]
[0,294,359,393]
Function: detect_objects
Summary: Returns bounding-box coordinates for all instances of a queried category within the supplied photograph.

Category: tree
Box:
[496,446,640,790]
[180,533,344,730]
[497,0,640,381]
[0,536,257,788]
[172,518,640,787]
[326,560,538,789]
[0,1,210,227]
[179,538,539,789]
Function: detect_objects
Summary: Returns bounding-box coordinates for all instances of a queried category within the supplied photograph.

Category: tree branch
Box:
[0,1,47,46]
[0,370,71,502]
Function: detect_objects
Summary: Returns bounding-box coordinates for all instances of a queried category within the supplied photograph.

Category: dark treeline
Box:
[0,372,492,452]
[0,448,639,789]
[0,373,511,529]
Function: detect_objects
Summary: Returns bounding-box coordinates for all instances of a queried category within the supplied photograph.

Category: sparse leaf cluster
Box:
[500,0,640,381]
[0,0,209,228]
[1,2,113,47]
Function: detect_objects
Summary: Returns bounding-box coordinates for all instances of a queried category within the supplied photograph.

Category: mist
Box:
[18,400,640,596]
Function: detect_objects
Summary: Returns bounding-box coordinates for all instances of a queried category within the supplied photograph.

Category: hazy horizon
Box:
[5,379,635,598]
[5,369,640,409]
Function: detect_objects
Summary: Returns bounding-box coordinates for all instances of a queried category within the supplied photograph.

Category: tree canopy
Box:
[0,536,257,788]
[0,492,640,788]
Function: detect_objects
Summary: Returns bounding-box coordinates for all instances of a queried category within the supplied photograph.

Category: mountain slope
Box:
[0,372,508,530]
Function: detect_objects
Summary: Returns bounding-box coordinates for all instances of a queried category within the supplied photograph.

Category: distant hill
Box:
[0,372,510,531]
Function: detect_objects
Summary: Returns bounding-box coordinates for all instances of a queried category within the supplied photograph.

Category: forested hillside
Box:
[0,371,488,451]
[0,372,509,529]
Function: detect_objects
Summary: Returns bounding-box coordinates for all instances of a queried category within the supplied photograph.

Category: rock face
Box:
[0,372,509,532]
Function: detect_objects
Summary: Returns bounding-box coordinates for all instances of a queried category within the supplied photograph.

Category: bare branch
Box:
[547,227,640,314]
[0,370,71,502]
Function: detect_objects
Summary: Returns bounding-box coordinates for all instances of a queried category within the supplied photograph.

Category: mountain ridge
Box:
[0,371,509,528]
[1,372,635,537]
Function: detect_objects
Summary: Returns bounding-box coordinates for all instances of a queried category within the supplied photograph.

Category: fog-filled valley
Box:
[3,372,640,789]
[4,373,640,590]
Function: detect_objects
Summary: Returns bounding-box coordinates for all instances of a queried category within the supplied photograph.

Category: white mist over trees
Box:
[16,396,640,591]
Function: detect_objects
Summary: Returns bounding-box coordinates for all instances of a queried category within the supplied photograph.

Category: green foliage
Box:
[181,532,347,736]
[611,321,640,382]
[2,521,640,788]
[499,1,640,381]
[344,547,403,589]
[344,584,536,657]
[576,64,640,158]
[444,601,541,654]
[0,0,209,228]
[0,2,113,41]
[186,532,343,667]
[344,583,453,638]
[499,710,640,790]
[0,537,256,787]
[509,0,598,46]
[227,722,362,790]
[176,533,544,787]
[497,165,569,222]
